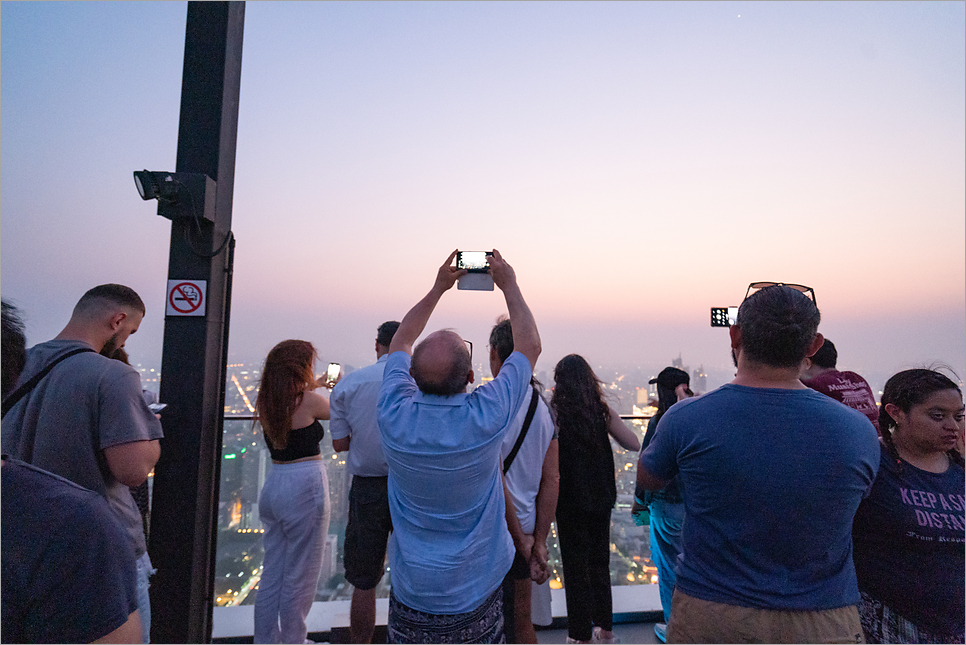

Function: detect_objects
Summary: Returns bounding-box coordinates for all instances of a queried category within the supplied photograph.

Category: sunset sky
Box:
[2,1,964,390]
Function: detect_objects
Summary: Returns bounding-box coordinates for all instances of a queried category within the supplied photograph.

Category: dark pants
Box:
[556,508,613,642]
[502,566,516,643]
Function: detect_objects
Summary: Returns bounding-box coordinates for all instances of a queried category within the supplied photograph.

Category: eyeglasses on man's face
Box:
[744,282,816,306]
[463,339,473,362]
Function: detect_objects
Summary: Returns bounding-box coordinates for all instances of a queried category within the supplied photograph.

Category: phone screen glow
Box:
[459,252,488,270]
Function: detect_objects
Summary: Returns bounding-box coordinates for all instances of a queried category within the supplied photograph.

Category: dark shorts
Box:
[343,475,392,590]
[509,550,530,580]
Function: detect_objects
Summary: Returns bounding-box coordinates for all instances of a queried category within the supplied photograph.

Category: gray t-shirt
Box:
[1,339,164,556]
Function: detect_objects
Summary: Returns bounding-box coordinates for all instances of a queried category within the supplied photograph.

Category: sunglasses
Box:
[743,282,816,306]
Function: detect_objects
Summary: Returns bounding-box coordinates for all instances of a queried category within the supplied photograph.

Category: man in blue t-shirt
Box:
[377,249,541,644]
[637,285,879,644]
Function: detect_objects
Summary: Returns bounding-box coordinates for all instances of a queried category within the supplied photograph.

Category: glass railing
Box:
[214,413,659,614]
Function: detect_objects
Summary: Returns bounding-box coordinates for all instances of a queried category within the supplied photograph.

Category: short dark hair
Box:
[376,321,400,348]
[2,300,27,398]
[810,339,837,369]
[735,285,821,369]
[75,284,145,316]
[488,317,513,364]
[411,335,471,396]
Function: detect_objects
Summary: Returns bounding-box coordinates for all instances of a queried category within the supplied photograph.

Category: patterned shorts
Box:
[859,591,964,644]
[387,586,505,644]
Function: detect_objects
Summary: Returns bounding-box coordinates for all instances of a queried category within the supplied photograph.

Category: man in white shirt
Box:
[490,317,559,643]
[330,320,400,644]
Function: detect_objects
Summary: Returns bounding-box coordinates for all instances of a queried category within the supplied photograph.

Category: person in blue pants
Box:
[634,367,692,642]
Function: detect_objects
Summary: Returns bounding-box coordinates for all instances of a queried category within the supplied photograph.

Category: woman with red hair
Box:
[253,340,332,644]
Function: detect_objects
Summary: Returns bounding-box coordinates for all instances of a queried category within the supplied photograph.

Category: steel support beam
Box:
[148,3,244,642]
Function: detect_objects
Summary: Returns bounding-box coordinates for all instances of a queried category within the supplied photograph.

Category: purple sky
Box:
[2,1,963,390]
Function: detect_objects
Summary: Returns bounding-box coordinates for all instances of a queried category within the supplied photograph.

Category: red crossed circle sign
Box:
[169,282,204,314]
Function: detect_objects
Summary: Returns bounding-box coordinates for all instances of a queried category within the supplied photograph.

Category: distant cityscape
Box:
[133,352,889,608]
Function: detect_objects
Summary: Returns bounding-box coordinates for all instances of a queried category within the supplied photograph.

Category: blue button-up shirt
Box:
[329,355,390,477]
[377,350,531,614]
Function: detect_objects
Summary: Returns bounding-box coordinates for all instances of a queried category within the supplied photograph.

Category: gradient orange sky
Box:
[2,2,963,390]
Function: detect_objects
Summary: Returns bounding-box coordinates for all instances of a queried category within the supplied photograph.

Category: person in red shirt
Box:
[800,339,879,432]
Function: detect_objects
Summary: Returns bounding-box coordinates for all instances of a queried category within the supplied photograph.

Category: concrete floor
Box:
[536,620,663,644]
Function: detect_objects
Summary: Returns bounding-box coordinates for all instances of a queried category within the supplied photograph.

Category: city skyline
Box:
[2,1,963,382]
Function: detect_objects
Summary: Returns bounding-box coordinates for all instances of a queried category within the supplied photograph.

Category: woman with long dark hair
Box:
[852,368,965,643]
[551,354,640,644]
[253,340,333,644]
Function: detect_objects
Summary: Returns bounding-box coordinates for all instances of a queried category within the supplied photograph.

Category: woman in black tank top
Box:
[252,340,333,645]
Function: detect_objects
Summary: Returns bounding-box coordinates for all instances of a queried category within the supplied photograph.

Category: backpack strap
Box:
[2,347,96,418]
[503,386,540,475]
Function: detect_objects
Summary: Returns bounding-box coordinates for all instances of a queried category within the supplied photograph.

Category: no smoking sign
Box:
[166,280,207,317]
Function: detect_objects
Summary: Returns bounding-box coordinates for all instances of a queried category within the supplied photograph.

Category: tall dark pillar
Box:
[148,3,244,643]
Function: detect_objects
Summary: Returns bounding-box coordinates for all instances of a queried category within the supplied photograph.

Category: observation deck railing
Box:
[210,414,661,640]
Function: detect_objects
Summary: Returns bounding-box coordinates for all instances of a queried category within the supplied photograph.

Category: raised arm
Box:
[487,249,541,370]
[607,406,641,451]
[389,250,466,356]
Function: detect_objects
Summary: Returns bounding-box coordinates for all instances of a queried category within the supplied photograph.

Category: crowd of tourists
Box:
[1,251,962,644]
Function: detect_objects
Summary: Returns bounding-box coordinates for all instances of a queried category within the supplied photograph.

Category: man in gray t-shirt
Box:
[1,284,163,642]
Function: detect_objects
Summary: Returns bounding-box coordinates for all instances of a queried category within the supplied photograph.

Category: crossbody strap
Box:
[503,386,540,475]
[2,347,96,419]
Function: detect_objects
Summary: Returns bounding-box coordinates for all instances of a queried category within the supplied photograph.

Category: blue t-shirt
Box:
[377,350,531,614]
[1,458,138,643]
[852,443,965,634]
[638,384,880,610]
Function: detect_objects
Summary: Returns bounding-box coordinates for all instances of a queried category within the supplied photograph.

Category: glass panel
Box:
[215,397,658,607]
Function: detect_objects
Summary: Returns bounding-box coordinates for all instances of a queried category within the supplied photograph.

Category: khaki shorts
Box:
[667,589,865,644]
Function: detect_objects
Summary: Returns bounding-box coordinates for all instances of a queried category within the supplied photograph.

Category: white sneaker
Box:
[592,626,621,644]
[654,622,667,643]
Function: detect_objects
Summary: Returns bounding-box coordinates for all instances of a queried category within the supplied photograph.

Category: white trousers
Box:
[254,460,330,644]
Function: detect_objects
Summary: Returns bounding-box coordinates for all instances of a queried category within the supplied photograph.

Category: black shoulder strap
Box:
[503,386,540,475]
[2,347,96,419]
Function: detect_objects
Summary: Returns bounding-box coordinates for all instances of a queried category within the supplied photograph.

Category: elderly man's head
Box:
[410,330,473,396]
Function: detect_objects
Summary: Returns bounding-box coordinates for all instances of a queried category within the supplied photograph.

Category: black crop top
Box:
[265,420,325,462]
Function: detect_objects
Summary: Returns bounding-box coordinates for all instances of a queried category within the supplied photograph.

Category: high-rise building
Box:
[693,365,708,392]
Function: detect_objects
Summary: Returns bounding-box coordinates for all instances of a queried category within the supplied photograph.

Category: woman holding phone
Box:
[253,340,333,645]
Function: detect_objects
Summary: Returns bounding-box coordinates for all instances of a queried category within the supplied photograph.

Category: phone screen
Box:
[326,363,341,382]
[457,251,491,272]
[710,307,738,327]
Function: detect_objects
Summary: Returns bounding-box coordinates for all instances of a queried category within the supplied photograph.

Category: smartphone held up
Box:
[325,362,341,386]
[456,251,494,291]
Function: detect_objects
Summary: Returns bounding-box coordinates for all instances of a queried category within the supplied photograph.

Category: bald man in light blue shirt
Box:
[377,250,541,643]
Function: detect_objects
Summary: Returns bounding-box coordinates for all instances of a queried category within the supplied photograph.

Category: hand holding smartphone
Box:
[324,362,341,388]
